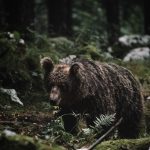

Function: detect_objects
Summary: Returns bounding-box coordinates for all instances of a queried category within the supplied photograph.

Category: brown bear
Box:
[41,57,144,138]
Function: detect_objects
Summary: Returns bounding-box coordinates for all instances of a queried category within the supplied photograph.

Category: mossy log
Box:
[0,133,65,150]
[96,137,150,150]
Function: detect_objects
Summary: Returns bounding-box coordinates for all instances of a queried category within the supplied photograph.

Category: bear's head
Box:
[41,57,87,107]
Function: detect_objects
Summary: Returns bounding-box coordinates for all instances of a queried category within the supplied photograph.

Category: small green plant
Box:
[91,114,116,134]
[41,113,116,149]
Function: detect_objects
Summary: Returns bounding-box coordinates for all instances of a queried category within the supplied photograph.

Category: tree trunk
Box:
[46,0,72,37]
[0,0,3,28]
[0,0,35,39]
[102,0,120,45]
[143,0,150,35]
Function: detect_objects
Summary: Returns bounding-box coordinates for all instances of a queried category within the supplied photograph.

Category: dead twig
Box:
[0,121,34,125]
[88,117,123,150]
[78,117,123,150]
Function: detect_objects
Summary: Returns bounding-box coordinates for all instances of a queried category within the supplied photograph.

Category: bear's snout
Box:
[49,86,61,105]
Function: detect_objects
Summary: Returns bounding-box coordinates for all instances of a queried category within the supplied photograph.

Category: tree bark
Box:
[46,0,72,37]
[0,0,35,39]
[143,0,150,35]
[0,0,4,29]
[102,0,120,45]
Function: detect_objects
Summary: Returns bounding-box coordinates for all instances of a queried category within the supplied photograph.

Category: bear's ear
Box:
[40,57,54,72]
[70,62,83,76]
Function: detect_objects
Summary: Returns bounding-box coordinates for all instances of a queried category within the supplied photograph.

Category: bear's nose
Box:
[49,93,61,106]
[50,92,59,100]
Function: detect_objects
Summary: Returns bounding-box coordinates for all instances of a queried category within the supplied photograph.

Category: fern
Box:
[91,113,116,133]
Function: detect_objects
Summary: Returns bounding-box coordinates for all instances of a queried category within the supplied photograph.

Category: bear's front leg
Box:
[57,108,79,135]
[62,113,79,135]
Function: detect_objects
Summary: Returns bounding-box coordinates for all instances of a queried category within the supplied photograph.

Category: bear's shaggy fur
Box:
[41,57,144,138]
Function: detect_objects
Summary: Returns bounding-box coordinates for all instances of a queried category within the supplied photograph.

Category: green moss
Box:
[0,133,65,150]
[96,138,150,150]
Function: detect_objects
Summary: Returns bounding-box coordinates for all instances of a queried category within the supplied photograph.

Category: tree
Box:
[143,0,150,35]
[0,0,35,39]
[46,0,72,37]
[102,0,120,45]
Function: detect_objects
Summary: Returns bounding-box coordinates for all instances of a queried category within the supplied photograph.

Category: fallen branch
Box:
[78,117,123,150]
[0,121,35,126]
[0,121,20,125]
[88,117,123,150]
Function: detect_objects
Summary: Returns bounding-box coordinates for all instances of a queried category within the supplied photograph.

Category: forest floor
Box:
[0,103,68,150]
[0,102,150,150]
[0,102,54,137]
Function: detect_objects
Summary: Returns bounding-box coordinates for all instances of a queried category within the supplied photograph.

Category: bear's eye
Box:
[47,82,54,90]
[47,85,52,90]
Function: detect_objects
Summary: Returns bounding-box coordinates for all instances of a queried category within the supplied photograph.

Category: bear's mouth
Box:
[50,98,61,106]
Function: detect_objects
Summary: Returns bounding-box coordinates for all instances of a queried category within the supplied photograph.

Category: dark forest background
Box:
[0,0,149,42]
